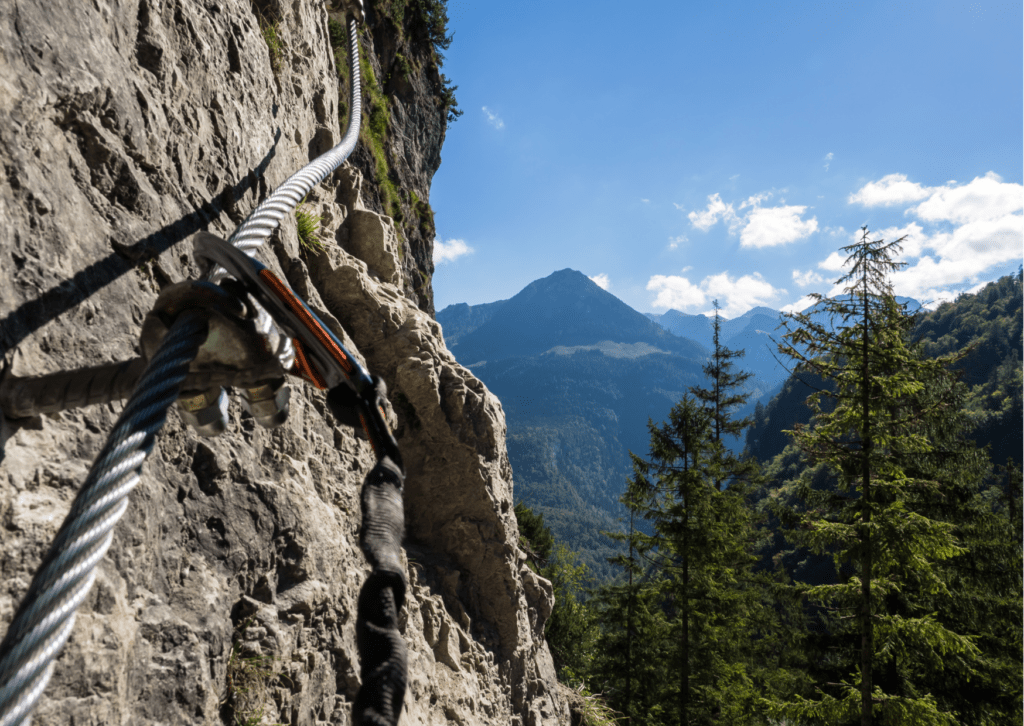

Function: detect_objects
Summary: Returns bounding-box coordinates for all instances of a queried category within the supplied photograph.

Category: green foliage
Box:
[409,189,435,238]
[439,73,463,123]
[254,7,283,75]
[415,0,454,57]
[224,618,287,726]
[914,271,1023,469]
[357,54,403,222]
[513,502,600,679]
[691,299,755,450]
[544,543,598,680]
[768,227,998,725]
[295,204,323,253]
[327,17,350,81]
[567,681,626,726]
[514,501,555,566]
[393,51,412,81]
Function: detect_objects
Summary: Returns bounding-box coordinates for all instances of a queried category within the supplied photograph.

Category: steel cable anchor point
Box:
[192,231,402,467]
[139,279,293,436]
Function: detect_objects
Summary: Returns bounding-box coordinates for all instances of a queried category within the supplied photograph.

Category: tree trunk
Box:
[860,289,873,726]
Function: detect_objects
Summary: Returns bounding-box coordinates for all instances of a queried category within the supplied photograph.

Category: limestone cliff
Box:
[0,1,568,724]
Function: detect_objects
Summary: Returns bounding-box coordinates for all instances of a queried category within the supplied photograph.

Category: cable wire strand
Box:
[206,17,362,282]
[0,16,398,726]
[0,311,208,726]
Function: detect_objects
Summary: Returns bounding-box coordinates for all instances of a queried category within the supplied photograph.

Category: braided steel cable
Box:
[0,11,406,725]
[0,311,207,726]
[206,16,363,283]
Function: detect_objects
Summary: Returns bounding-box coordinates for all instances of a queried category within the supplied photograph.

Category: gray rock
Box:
[0,0,567,724]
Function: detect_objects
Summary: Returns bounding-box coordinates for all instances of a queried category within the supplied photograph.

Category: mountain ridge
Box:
[444,269,706,364]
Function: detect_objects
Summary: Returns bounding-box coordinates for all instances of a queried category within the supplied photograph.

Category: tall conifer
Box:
[768,228,982,725]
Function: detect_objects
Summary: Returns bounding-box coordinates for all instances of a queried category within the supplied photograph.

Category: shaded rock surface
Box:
[0,0,566,724]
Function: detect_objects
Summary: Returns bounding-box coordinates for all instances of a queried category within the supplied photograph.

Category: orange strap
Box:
[291,338,327,389]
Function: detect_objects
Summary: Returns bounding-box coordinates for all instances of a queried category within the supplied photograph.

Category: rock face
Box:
[0,1,567,724]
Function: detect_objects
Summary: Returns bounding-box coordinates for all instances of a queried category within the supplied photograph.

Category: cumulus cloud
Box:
[641,198,651,204]
[647,275,706,310]
[481,106,504,130]
[910,172,1022,224]
[816,250,846,273]
[792,269,825,287]
[684,192,818,248]
[647,271,786,318]
[740,204,819,248]
[687,193,737,231]
[890,214,1023,300]
[589,273,611,290]
[824,152,833,172]
[433,238,474,264]
[848,173,934,206]
[668,234,687,250]
[814,172,1023,302]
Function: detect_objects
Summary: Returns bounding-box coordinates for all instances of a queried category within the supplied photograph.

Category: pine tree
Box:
[767,228,982,726]
[594,499,673,725]
[620,395,765,724]
[690,299,754,488]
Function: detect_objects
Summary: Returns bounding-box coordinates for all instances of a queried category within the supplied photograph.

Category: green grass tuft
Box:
[224,618,288,726]
[295,205,324,253]
[254,7,283,75]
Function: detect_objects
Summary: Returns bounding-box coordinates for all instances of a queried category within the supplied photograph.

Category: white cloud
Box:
[892,213,1023,299]
[739,191,773,210]
[668,234,687,250]
[848,173,934,206]
[647,275,706,310]
[740,204,819,248]
[589,273,611,290]
[871,222,927,257]
[641,198,650,204]
[687,193,738,231]
[481,106,504,130]
[433,238,474,264]
[729,173,740,181]
[812,172,1023,301]
[818,250,847,271]
[910,172,1022,224]
[824,152,834,172]
[781,295,816,314]
[792,269,825,287]
[685,191,817,248]
[680,265,693,273]
[647,271,786,318]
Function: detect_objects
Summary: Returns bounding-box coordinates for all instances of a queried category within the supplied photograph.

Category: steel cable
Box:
[0,311,208,726]
[206,17,362,283]
[0,13,403,725]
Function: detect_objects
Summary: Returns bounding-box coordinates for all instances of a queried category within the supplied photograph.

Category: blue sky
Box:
[428,0,1023,318]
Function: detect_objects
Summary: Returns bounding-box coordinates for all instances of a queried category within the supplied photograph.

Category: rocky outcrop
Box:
[0,1,567,724]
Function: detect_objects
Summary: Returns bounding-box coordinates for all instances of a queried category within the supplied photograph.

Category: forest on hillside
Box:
[518,236,1022,726]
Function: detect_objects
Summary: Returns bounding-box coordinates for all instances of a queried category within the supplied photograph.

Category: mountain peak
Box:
[448,269,704,363]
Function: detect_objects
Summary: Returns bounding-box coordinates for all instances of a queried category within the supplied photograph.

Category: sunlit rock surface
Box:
[0,1,567,723]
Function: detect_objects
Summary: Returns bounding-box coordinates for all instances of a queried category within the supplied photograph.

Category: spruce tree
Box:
[768,228,982,726]
[690,299,755,488]
[595,497,672,725]
[619,395,763,724]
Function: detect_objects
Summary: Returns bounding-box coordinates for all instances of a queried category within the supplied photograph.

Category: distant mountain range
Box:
[436,269,923,580]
